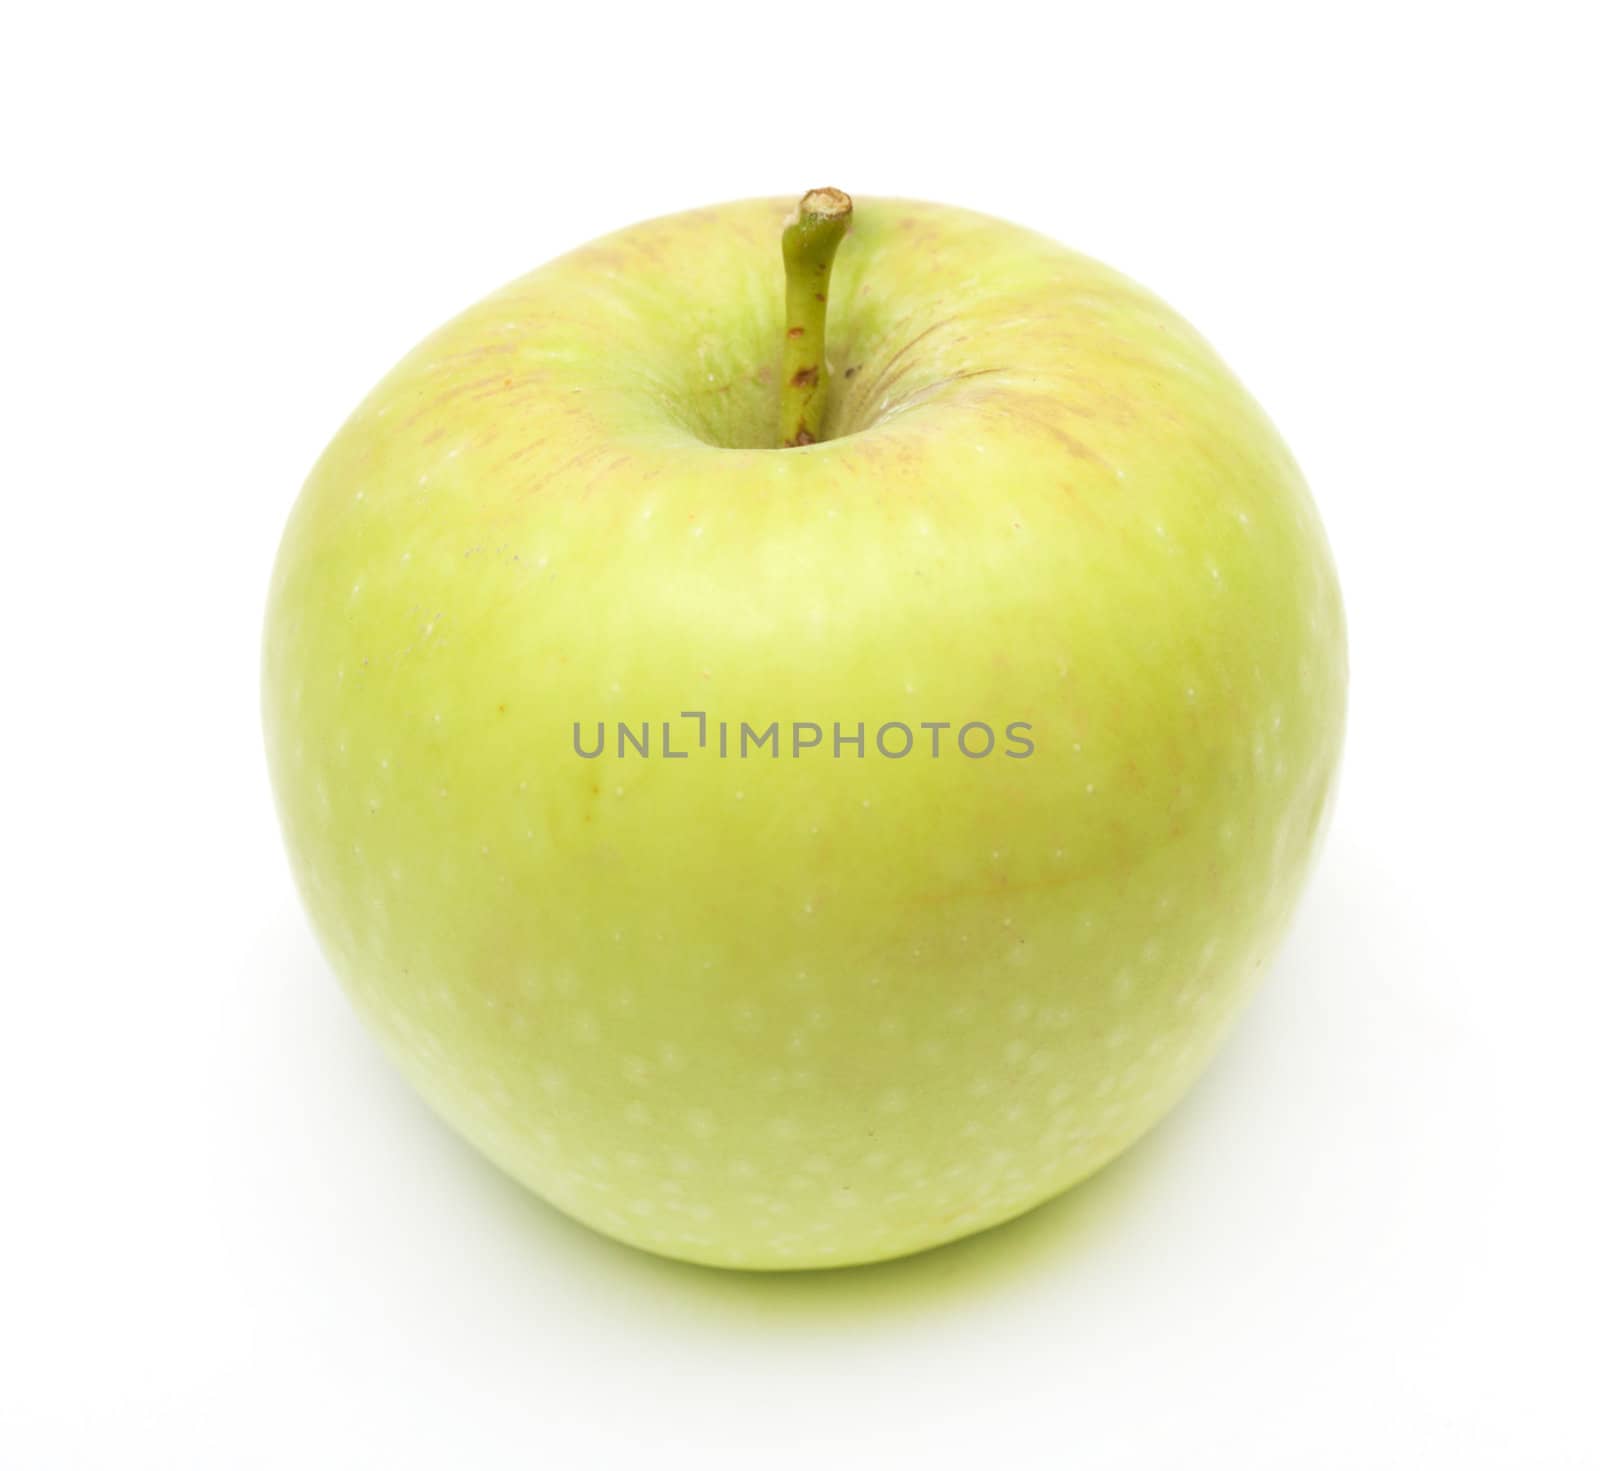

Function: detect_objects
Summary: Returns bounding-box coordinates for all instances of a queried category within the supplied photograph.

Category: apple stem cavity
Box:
[779,187,853,448]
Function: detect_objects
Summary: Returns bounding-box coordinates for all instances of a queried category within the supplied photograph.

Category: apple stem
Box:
[779,188,853,448]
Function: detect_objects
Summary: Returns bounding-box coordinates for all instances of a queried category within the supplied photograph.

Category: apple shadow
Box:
[289,849,1365,1332]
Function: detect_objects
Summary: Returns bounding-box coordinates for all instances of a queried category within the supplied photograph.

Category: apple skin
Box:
[263,196,1345,1269]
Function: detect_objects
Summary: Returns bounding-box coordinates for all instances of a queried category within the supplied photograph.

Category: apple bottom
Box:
[329,908,1284,1271]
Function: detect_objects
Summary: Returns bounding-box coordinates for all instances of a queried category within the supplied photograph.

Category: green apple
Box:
[262,189,1345,1270]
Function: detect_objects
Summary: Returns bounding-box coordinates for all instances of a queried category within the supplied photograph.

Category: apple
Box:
[262,189,1346,1269]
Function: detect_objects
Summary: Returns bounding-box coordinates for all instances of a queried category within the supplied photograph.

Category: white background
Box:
[5,3,1597,1466]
